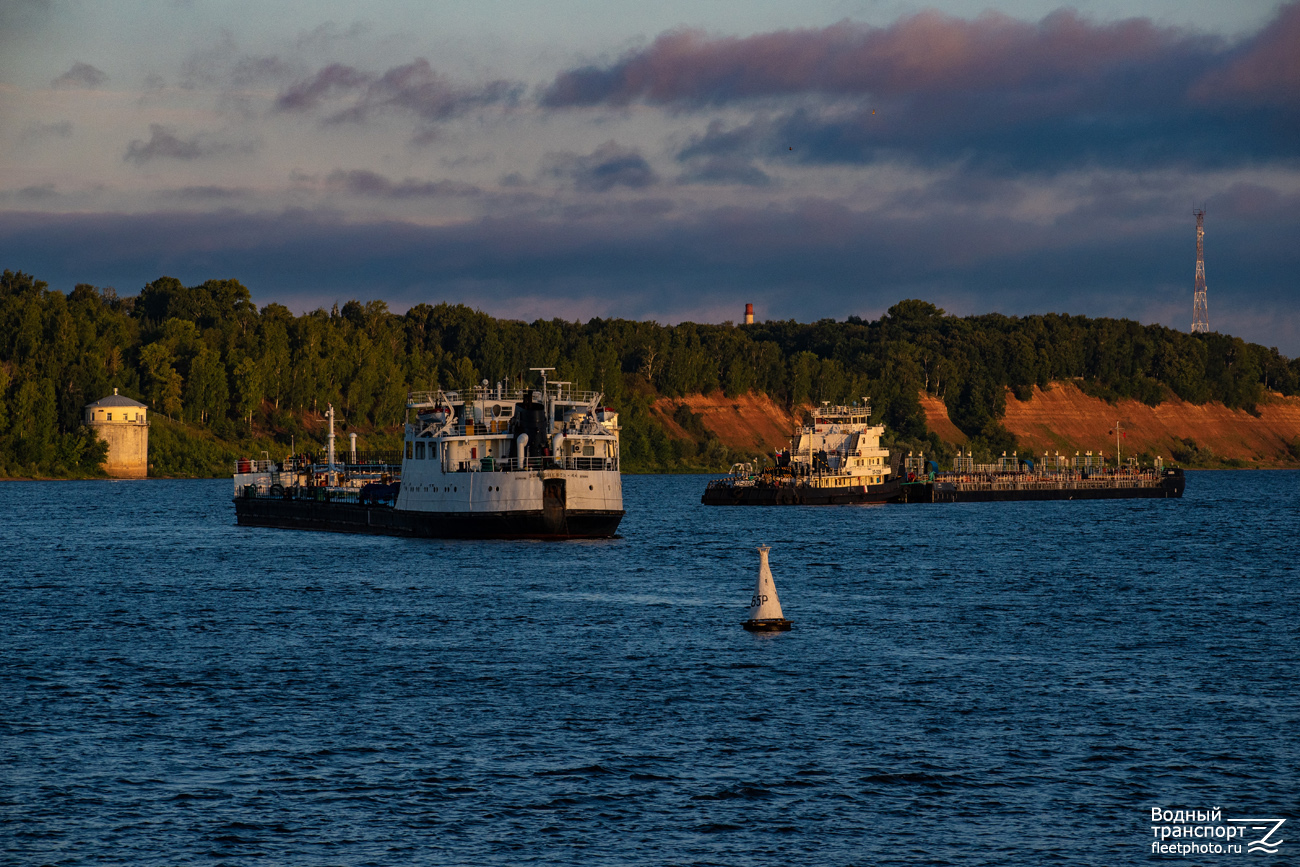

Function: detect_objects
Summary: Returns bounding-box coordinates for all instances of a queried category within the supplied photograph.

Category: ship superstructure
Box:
[234,370,624,538]
[702,402,899,505]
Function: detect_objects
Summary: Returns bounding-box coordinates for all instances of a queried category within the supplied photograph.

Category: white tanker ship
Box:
[233,369,624,539]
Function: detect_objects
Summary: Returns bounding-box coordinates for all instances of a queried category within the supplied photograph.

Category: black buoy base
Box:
[742,619,792,632]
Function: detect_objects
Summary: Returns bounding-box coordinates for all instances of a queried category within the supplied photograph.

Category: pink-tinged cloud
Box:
[643,4,1300,170]
[1191,2,1300,106]
[544,10,1216,106]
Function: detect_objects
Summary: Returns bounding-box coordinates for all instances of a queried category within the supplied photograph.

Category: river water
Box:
[3,472,1297,865]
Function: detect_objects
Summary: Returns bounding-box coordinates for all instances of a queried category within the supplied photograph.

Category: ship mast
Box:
[530,367,556,426]
[326,403,337,486]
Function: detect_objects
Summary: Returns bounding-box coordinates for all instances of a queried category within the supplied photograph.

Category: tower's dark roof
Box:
[85,393,147,409]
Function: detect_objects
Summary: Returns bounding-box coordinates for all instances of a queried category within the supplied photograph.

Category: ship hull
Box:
[893,471,1185,503]
[702,477,901,506]
[234,496,623,539]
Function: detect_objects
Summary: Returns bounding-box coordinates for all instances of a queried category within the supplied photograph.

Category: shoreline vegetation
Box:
[3,269,1299,480]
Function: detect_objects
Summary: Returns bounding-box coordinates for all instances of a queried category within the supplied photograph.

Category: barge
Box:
[892,451,1185,502]
[233,370,624,539]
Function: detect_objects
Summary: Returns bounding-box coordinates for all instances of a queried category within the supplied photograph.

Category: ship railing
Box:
[238,479,398,503]
[346,450,404,467]
[449,455,620,473]
[233,459,278,473]
[939,467,1160,481]
[279,451,403,473]
[408,387,605,407]
[949,474,1162,491]
[954,459,1162,475]
[433,418,616,438]
[448,420,516,436]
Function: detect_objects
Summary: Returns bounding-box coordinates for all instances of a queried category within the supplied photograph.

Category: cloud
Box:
[543,13,1203,107]
[15,183,57,200]
[324,169,481,198]
[4,191,1297,350]
[543,141,658,192]
[676,155,773,187]
[51,61,107,89]
[229,54,295,87]
[275,62,369,111]
[124,125,203,162]
[19,120,73,141]
[1191,2,1300,107]
[161,186,252,200]
[676,119,776,185]
[543,5,1300,172]
[294,21,373,52]
[123,124,257,164]
[275,58,521,125]
[173,31,297,109]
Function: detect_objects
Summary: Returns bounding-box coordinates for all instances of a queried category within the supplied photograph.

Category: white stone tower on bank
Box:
[84,389,149,478]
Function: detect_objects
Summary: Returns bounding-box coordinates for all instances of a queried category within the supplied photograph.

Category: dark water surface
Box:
[3,473,1297,865]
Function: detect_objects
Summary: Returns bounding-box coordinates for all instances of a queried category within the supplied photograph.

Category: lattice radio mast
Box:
[1191,208,1209,333]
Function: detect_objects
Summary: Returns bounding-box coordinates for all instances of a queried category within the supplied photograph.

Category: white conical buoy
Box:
[742,545,792,632]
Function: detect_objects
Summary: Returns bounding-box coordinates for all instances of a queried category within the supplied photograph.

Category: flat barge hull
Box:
[894,470,1184,503]
[702,479,901,506]
[235,497,623,539]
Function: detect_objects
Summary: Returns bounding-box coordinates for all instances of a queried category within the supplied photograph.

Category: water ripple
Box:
[1,473,1297,865]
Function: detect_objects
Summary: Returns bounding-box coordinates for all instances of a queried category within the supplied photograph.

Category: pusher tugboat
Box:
[702,401,900,506]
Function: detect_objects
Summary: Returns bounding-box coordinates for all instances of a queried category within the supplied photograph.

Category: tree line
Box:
[2,270,1297,477]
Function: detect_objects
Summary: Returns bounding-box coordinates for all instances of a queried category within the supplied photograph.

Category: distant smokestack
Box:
[744,303,754,325]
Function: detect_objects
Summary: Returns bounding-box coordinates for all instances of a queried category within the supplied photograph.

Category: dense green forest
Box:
[2,269,1298,478]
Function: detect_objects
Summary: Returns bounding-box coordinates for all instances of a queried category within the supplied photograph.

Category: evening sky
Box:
[2,0,1296,350]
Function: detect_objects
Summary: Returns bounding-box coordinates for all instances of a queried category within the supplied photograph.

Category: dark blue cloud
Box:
[676,156,772,187]
[675,124,774,186]
[676,99,1299,172]
[3,194,1297,351]
[543,142,659,192]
